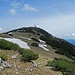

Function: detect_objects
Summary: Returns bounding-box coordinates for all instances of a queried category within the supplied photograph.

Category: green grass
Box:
[0,52,7,61]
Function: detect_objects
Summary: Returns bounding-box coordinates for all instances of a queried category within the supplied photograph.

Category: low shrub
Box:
[55,49,73,59]
[47,58,75,75]
[0,39,20,51]
[31,38,40,42]
[55,48,65,55]
[31,43,39,47]
[20,49,39,62]
[18,48,25,54]
[0,53,7,61]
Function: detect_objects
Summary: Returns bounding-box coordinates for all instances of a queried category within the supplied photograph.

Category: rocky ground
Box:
[0,50,62,75]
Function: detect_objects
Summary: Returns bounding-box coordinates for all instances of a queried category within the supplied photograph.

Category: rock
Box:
[31,60,37,67]
[0,58,11,70]
[26,68,32,72]
[26,69,28,71]
[28,69,32,72]
[18,65,20,69]
[16,72,19,74]
[11,54,18,59]
[0,66,4,70]
[37,62,41,65]
[46,66,52,69]
[0,58,2,63]
[14,61,16,68]
[2,61,12,68]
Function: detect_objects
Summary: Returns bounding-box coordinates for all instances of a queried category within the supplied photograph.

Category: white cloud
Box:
[23,4,38,12]
[9,9,16,15]
[64,34,70,37]
[10,1,21,8]
[71,33,75,37]
[0,28,2,31]
[63,33,75,37]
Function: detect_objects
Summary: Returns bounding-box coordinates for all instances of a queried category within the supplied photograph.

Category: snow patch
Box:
[39,44,49,51]
[4,38,30,49]
[38,39,45,43]
[8,32,13,34]
[38,39,49,51]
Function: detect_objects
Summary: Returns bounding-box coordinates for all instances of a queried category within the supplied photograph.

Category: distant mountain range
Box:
[65,39,75,45]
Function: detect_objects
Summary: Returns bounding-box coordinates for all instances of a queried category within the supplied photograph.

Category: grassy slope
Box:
[0,49,62,75]
[0,32,72,61]
[0,32,63,75]
[6,27,75,60]
[13,32,72,61]
[0,32,72,75]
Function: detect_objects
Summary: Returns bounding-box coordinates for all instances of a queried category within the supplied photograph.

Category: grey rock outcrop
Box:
[31,60,37,67]
[0,58,12,70]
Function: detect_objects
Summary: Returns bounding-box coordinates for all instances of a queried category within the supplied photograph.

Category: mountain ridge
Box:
[5,27,75,60]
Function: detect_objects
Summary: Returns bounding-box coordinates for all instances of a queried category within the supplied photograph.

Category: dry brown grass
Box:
[0,50,62,75]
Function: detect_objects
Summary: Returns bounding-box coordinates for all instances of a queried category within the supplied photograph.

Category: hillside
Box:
[0,26,75,75]
[0,33,62,75]
[5,27,75,60]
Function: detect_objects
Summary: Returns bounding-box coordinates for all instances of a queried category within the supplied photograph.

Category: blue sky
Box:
[0,0,75,38]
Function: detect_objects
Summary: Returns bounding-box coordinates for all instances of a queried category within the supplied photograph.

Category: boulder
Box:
[11,54,18,59]
[0,66,4,70]
[31,60,37,67]
[0,58,11,70]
